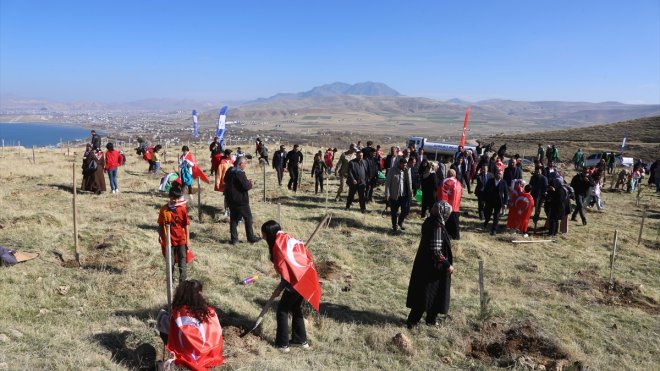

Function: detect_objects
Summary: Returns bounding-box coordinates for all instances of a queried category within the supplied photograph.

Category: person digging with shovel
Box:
[247,220,322,352]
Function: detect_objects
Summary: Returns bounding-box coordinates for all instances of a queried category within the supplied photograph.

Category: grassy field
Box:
[0,144,658,370]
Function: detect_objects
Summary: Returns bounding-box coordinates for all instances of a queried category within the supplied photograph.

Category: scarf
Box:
[429,215,447,264]
[167,198,187,211]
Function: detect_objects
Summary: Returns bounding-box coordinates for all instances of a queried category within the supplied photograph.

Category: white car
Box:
[584,153,633,168]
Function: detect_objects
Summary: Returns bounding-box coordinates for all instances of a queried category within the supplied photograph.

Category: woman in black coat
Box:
[547,177,568,236]
[406,201,454,328]
[419,160,439,218]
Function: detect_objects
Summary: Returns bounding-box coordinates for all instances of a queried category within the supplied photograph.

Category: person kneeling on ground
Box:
[406,201,454,328]
[158,280,224,370]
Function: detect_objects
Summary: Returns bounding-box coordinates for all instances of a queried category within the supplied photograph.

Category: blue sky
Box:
[1,0,658,103]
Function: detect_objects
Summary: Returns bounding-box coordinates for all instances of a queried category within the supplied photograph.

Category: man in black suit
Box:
[284,144,303,192]
[272,145,287,186]
[475,163,494,220]
[483,169,508,235]
[346,151,369,213]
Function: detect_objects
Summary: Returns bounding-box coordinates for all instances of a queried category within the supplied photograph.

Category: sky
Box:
[1,0,659,104]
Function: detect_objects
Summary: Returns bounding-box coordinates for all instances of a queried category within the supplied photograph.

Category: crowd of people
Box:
[76,130,658,369]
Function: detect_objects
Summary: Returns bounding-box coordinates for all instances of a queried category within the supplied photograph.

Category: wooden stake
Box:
[636,184,642,206]
[277,203,281,224]
[197,178,202,223]
[609,230,618,287]
[637,207,647,245]
[73,163,80,266]
[263,163,267,202]
[32,145,36,164]
[165,224,173,310]
[324,174,329,213]
[478,260,485,314]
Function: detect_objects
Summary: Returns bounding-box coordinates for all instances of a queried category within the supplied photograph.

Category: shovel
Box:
[240,214,330,338]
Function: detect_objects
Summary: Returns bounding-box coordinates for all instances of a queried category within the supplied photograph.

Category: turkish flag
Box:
[192,165,210,183]
[167,306,223,371]
[437,177,462,212]
[272,232,322,311]
[507,192,534,232]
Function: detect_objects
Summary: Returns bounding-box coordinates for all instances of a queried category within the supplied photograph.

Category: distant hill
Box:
[252,81,401,104]
[485,116,660,161]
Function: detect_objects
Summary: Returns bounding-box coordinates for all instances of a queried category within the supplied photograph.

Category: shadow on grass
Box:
[39,183,74,194]
[92,331,157,371]
[319,302,402,326]
[82,264,123,275]
[301,215,394,234]
[252,298,402,326]
[137,224,159,232]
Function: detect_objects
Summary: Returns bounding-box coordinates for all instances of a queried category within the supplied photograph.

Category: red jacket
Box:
[104,150,123,170]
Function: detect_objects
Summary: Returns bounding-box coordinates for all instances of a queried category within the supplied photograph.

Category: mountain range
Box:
[2,82,659,131]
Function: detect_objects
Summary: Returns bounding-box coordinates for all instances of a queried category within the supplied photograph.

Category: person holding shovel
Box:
[158,182,193,283]
[260,220,322,352]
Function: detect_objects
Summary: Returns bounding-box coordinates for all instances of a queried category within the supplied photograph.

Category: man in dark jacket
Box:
[529,166,548,225]
[91,130,102,150]
[346,151,369,213]
[483,169,508,235]
[225,157,261,244]
[570,169,592,225]
[503,159,522,188]
[284,144,303,192]
[475,163,494,220]
[272,145,287,186]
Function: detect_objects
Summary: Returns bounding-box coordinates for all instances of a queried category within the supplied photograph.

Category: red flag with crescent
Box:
[437,177,462,212]
[507,193,534,232]
[272,232,322,311]
[167,306,224,371]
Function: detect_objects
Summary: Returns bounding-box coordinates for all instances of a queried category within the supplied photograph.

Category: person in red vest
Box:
[104,142,124,194]
[164,280,224,370]
[437,169,463,240]
[261,220,321,353]
[158,182,194,282]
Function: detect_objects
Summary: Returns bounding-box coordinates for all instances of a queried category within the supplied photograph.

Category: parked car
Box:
[584,152,634,168]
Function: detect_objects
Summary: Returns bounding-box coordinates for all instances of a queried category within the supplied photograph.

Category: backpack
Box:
[83,158,98,175]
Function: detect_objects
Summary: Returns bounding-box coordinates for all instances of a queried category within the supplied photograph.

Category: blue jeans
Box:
[154,162,161,174]
[107,169,118,191]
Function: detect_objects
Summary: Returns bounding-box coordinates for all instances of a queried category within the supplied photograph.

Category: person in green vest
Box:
[537,143,545,162]
[572,148,584,170]
[607,153,616,174]
[550,144,559,163]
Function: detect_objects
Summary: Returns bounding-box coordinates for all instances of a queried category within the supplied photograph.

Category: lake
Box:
[0,123,103,147]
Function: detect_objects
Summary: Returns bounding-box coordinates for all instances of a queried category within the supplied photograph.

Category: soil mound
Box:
[467,321,579,369]
[558,270,659,314]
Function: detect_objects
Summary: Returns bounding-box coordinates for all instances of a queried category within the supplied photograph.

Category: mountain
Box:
[253,81,401,103]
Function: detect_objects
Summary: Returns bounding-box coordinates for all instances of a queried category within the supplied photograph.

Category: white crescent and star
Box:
[286,237,306,268]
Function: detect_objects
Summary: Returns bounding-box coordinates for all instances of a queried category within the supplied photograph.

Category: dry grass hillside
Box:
[0,144,658,370]
[484,116,660,161]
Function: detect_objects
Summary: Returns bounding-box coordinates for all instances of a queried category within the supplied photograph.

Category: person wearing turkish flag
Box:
[261,220,321,353]
[437,169,463,240]
[164,280,224,370]
[507,181,534,237]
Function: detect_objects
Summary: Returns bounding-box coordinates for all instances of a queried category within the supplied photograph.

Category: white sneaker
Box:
[523,233,529,238]
[115,188,119,193]
[112,189,116,194]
